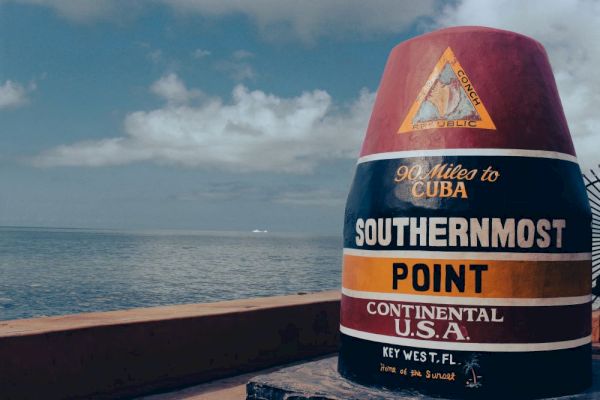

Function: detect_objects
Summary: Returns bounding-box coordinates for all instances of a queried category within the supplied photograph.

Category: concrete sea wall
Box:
[0,291,340,399]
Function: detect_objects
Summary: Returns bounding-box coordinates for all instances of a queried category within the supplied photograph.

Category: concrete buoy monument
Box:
[339,26,592,398]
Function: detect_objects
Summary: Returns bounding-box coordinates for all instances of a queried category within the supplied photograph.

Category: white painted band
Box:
[341,287,592,307]
[357,148,579,165]
[339,325,591,352]
[343,248,592,262]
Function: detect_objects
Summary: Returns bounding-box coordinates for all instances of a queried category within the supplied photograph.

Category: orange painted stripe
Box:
[342,254,590,298]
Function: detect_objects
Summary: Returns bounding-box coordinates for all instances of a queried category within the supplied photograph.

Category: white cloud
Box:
[273,188,345,207]
[7,0,436,41]
[192,49,211,59]
[0,80,35,109]
[174,182,268,202]
[214,60,256,82]
[164,0,436,42]
[232,49,254,60]
[34,74,375,172]
[147,49,163,63]
[150,73,202,105]
[6,0,120,22]
[214,50,257,81]
[174,182,345,207]
[436,0,600,170]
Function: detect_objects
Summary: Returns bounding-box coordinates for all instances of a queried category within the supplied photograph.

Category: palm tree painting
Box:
[463,355,482,388]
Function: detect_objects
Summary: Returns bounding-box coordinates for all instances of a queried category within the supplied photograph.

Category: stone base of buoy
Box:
[246,356,600,400]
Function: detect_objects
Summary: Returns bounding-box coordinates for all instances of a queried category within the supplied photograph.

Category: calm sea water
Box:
[0,227,342,321]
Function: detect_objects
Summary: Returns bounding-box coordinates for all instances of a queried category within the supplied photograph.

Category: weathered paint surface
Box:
[339,26,592,399]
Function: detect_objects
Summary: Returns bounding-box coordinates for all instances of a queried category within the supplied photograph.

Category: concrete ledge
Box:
[247,356,600,400]
[0,291,340,400]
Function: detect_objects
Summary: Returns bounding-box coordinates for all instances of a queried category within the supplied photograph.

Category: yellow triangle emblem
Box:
[398,47,496,133]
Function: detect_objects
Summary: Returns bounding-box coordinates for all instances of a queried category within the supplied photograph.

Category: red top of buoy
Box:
[360,26,576,157]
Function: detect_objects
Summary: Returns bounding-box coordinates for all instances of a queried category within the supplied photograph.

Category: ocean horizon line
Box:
[0,224,341,237]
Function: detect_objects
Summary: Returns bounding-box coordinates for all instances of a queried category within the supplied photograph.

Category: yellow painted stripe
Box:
[342,254,591,298]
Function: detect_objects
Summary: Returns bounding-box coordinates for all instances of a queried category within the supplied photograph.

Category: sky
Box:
[1,0,599,233]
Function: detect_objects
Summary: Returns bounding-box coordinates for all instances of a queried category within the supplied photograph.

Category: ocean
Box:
[0,227,342,321]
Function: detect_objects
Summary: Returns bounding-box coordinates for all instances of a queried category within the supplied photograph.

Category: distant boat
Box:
[252,229,268,233]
